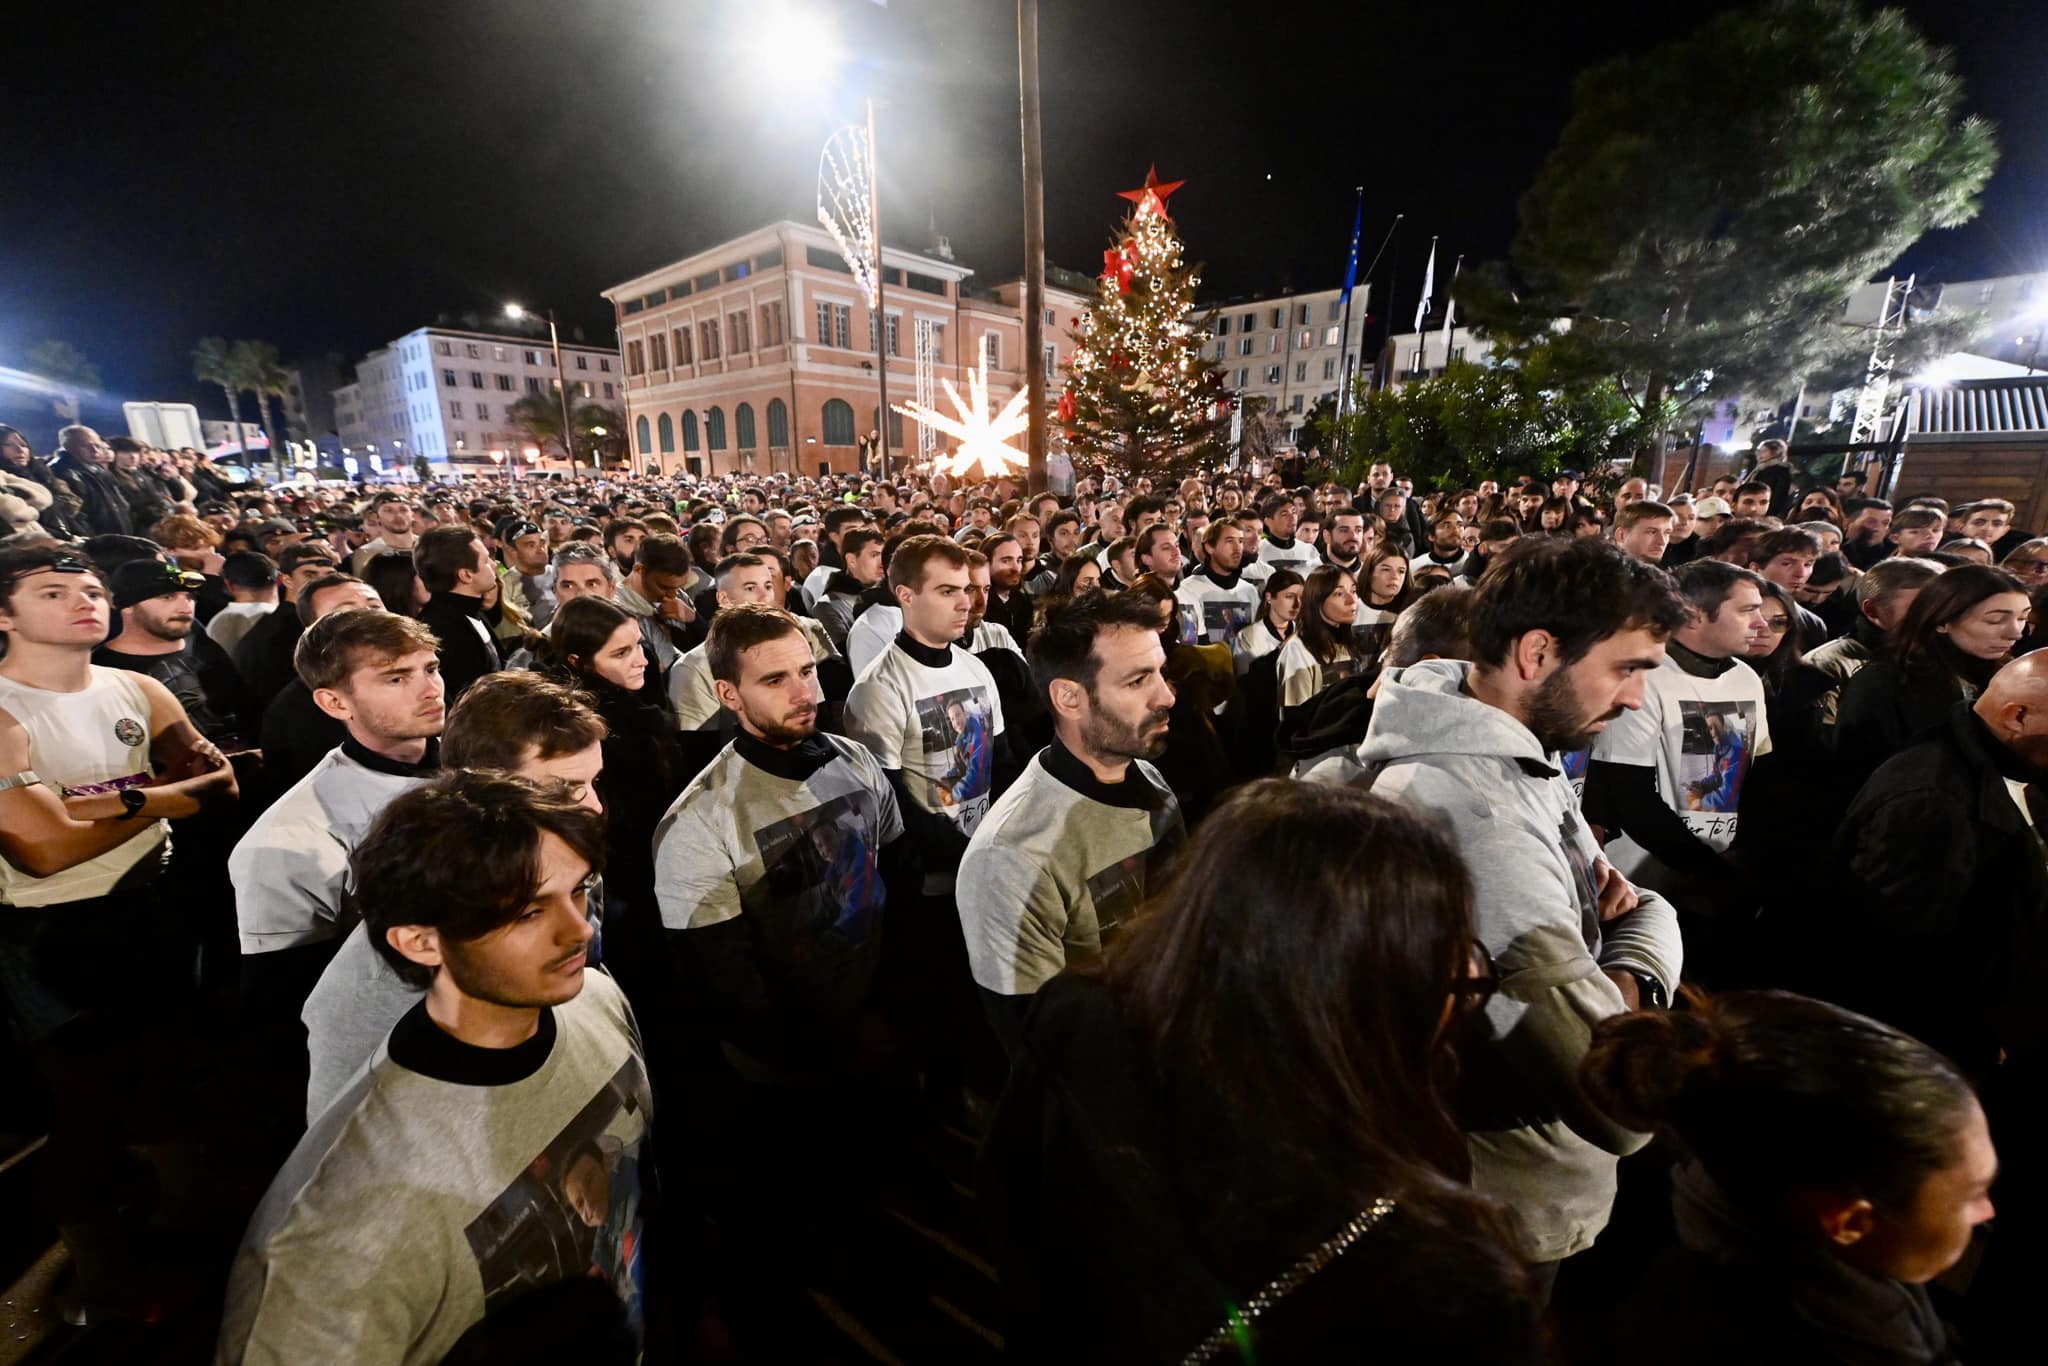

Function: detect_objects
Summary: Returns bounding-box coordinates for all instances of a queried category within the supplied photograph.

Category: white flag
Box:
[1440,255,1463,365]
[1412,238,1437,334]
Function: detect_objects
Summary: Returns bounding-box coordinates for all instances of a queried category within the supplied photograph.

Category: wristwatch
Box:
[0,770,40,793]
[117,788,148,820]
[1626,970,1669,1010]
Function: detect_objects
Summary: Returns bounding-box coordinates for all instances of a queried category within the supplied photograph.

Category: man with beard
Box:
[654,604,911,1078]
[1310,537,1686,1285]
[496,518,557,631]
[228,609,445,1079]
[95,559,254,744]
[350,493,419,573]
[222,773,651,1363]
[1584,558,1770,974]
[958,591,1184,1057]
[1173,517,1261,646]
[981,532,1037,640]
[1322,506,1372,575]
[1409,512,1475,578]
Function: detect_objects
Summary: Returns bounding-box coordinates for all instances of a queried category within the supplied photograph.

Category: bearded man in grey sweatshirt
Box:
[1309,537,1690,1279]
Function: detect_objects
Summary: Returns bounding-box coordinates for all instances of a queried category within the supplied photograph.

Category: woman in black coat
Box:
[1833,564,2029,787]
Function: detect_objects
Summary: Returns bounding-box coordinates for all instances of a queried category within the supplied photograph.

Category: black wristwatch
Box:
[1627,971,1669,1010]
[117,788,148,820]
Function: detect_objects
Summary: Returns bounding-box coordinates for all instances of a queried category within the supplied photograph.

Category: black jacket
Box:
[419,591,502,704]
[1813,705,2048,1077]
[256,679,348,810]
[981,973,1541,1365]
[234,605,305,707]
[1833,657,1972,788]
[1620,1162,1958,1366]
[49,453,131,537]
[985,585,1036,645]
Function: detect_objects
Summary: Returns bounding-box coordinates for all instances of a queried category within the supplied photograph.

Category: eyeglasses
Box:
[1762,617,1792,633]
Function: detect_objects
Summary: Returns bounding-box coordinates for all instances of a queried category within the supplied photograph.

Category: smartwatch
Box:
[1627,970,1669,1010]
[117,788,148,820]
[0,770,41,793]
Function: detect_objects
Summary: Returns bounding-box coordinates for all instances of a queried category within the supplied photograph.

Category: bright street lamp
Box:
[506,301,580,473]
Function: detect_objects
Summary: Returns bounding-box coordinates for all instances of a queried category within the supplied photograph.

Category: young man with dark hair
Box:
[229,609,445,1061]
[222,771,651,1362]
[616,532,698,671]
[846,535,1010,891]
[1804,556,1942,729]
[813,526,884,654]
[1131,523,1183,592]
[1841,496,1895,569]
[959,591,1183,1056]
[94,558,254,744]
[415,524,502,703]
[235,539,339,704]
[1613,500,1675,565]
[206,549,279,658]
[1042,507,1084,567]
[982,531,1038,638]
[1252,493,1321,577]
[802,506,871,602]
[670,552,779,729]
[603,516,648,578]
[1173,517,1260,646]
[1322,506,1372,575]
[1731,479,1773,520]
[300,673,607,1121]
[655,604,908,1077]
[1584,558,1770,964]
[1752,525,1831,647]
[1887,504,1946,559]
[1309,536,1684,1279]
[351,493,418,573]
[1410,512,1474,577]
[0,544,239,1315]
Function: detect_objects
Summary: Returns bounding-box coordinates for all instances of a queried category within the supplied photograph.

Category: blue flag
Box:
[1339,189,1364,305]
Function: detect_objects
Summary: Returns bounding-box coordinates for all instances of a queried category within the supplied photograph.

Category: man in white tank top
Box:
[0,543,240,1316]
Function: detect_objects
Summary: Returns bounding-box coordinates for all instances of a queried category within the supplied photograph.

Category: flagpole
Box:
[1376,221,1402,392]
[1409,236,1438,382]
[1335,186,1364,459]
[1439,254,1463,371]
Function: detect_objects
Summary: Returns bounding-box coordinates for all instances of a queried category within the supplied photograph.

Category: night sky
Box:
[5,0,2043,443]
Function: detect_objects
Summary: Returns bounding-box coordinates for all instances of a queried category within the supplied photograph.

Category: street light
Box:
[507,302,580,473]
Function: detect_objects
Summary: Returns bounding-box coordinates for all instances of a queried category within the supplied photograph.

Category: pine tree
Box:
[1059,168,1232,477]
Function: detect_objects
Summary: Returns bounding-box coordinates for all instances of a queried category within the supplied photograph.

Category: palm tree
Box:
[233,340,293,477]
[25,341,101,423]
[507,395,624,470]
[193,337,251,456]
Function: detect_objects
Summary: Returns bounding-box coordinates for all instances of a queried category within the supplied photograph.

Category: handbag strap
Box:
[1180,1197,1398,1365]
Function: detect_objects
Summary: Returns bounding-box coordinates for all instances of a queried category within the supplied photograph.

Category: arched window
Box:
[681,410,700,451]
[821,398,856,446]
[735,402,757,449]
[706,406,727,450]
[656,414,674,453]
[767,398,790,447]
[636,415,652,453]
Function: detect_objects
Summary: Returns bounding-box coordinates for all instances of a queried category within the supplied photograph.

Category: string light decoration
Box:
[1059,166,1233,476]
[892,357,1031,480]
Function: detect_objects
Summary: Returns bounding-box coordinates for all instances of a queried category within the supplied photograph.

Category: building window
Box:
[602,382,613,399]
[1241,312,1256,332]
[442,368,457,387]
[436,340,452,356]
[700,320,721,361]
[1238,337,1254,357]
[1328,300,1342,322]
[495,373,513,391]
[576,381,591,399]
[637,415,652,453]
[657,413,674,453]
[524,350,539,365]
[493,346,507,361]
[470,371,484,389]
[575,355,588,370]
[815,302,851,349]
[474,402,490,421]
[1044,344,1057,381]
[735,403,757,449]
[466,344,480,359]
[1296,304,1310,326]
[1410,349,1425,373]
[450,401,464,418]
[600,358,611,372]
[1265,365,1282,384]
[1294,361,1308,382]
[1291,394,1304,414]
[674,327,692,366]
[1269,308,1283,329]
[649,332,667,370]
[1235,367,1249,386]
[1451,346,1467,363]
[1299,329,1315,349]
[682,410,700,451]
[728,311,751,353]
[767,398,789,447]
[1323,357,1337,381]
[982,332,1001,370]
[1325,325,1341,346]
[525,376,542,394]
[1269,335,1281,354]
[706,406,727,450]
[1215,316,1230,336]
[1978,282,1997,305]
[759,301,784,347]
[821,398,856,446]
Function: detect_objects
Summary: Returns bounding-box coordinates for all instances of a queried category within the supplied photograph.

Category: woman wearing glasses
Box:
[981,781,1539,1364]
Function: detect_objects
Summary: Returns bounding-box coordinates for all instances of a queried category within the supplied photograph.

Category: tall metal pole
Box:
[1334,187,1362,458]
[1018,0,1048,495]
[867,97,891,484]
[548,311,576,473]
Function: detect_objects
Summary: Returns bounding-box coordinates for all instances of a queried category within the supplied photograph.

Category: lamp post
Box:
[506,303,579,473]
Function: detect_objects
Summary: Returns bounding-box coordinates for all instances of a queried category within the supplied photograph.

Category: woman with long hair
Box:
[545,596,683,939]
[0,423,80,536]
[1588,991,1993,1363]
[983,781,1540,1363]
[1538,496,1572,534]
[360,551,430,618]
[1835,564,2030,777]
[1274,565,1365,713]
[1231,567,1303,674]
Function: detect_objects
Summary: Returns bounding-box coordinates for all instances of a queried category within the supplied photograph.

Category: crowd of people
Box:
[0,421,2041,1362]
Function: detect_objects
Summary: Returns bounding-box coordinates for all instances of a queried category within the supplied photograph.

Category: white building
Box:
[332,326,622,472]
[1195,285,1375,443]
[1381,324,1494,387]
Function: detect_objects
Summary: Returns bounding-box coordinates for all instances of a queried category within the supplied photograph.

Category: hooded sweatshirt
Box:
[1305,658,1683,1260]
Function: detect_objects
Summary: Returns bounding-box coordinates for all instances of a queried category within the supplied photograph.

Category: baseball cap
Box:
[110,560,206,609]
[1694,497,1734,519]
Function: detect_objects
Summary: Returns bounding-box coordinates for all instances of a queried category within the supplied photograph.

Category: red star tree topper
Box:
[1060,168,1232,477]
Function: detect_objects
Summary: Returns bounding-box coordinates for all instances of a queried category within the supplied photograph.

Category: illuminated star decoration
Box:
[1116,164,1185,218]
[893,358,1030,480]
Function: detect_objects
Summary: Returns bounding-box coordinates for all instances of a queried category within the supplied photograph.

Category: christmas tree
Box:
[1058,167,1233,477]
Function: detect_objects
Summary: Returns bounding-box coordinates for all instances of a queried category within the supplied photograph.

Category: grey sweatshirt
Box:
[1306,658,1683,1261]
